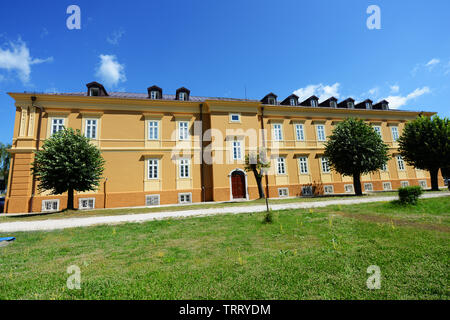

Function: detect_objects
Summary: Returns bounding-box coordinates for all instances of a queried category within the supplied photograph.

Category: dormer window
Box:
[311,100,318,107]
[179,92,186,101]
[365,102,371,109]
[89,88,99,96]
[268,97,276,105]
[330,101,336,108]
[176,87,190,101]
[347,101,354,108]
[290,98,296,106]
[150,91,159,99]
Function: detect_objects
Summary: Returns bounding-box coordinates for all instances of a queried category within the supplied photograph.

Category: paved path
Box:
[0,193,448,233]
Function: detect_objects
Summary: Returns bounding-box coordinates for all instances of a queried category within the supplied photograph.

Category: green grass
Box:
[0,197,448,300]
[1,190,446,223]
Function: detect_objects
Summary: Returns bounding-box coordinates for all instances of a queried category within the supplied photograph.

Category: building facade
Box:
[4,82,443,213]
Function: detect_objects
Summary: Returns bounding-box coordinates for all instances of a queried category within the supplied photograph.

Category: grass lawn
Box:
[1,189,447,223]
[0,196,448,299]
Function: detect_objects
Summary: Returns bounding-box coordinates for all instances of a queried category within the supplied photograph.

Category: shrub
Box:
[398,186,423,205]
[263,211,274,224]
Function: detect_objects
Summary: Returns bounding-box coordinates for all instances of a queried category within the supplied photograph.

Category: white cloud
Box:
[107,29,125,45]
[0,38,53,83]
[293,83,340,102]
[383,86,431,109]
[425,58,440,68]
[390,85,400,93]
[95,54,126,87]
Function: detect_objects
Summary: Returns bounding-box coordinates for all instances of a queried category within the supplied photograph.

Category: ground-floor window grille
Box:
[302,186,313,196]
[419,180,427,188]
[278,188,289,197]
[42,199,59,212]
[79,198,95,210]
[146,195,160,206]
[364,183,373,192]
[401,181,409,188]
[324,185,334,194]
[178,193,192,204]
[344,184,354,193]
[383,182,392,190]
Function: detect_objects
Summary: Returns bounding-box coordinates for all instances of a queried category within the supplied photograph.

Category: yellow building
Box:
[4,82,443,213]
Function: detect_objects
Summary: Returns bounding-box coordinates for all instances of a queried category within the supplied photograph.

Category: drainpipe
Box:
[28,96,42,213]
[199,104,205,202]
[103,178,108,208]
[260,106,270,212]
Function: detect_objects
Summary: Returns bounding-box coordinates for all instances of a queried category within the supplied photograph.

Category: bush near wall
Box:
[398,186,423,205]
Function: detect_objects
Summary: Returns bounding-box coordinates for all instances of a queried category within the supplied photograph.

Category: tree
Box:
[31,128,105,210]
[0,143,12,191]
[244,149,271,199]
[324,118,390,196]
[398,115,449,191]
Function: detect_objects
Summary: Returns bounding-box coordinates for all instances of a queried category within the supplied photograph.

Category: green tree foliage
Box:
[31,128,105,210]
[0,142,12,191]
[398,115,449,191]
[244,149,271,199]
[324,118,390,195]
[398,186,423,205]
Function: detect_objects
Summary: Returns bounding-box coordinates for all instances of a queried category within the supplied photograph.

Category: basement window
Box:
[324,185,334,194]
[401,181,409,188]
[302,186,313,196]
[278,188,289,197]
[178,193,192,204]
[42,199,60,212]
[146,195,160,206]
[344,184,354,193]
[419,180,427,189]
[79,198,95,210]
[364,183,373,192]
[383,182,392,190]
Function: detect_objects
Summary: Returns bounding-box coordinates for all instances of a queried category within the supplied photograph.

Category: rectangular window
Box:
[146,195,160,206]
[419,180,427,188]
[178,121,189,140]
[316,125,326,141]
[273,124,283,141]
[85,119,97,139]
[51,118,64,135]
[42,199,59,212]
[298,157,309,174]
[178,193,192,204]
[381,163,388,171]
[232,140,242,160]
[321,157,330,173]
[278,188,289,197]
[179,92,186,101]
[311,100,318,107]
[324,185,334,194]
[295,124,305,141]
[148,159,159,179]
[391,126,399,142]
[344,184,354,193]
[277,157,286,175]
[290,98,296,106]
[364,183,373,191]
[373,126,382,138]
[89,88,99,96]
[230,113,240,122]
[148,121,159,140]
[396,155,405,171]
[179,158,190,178]
[79,198,95,210]
[302,186,313,196]
[383,182,392,190]
[150,91,158,99]
[401,181,409,188]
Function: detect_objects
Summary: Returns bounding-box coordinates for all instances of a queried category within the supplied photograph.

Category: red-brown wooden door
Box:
[231,171,246,199]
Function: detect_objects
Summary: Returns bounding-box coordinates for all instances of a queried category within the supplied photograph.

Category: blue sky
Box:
[0,0,449,143]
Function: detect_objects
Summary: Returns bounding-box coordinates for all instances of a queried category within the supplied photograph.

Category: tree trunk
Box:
[253,169,265,199]
[353,173,362,196]
[430,168,439,191]
[67,187,74,211]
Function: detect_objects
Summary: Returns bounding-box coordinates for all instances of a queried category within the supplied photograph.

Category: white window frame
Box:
[278,188,289,197]
[178,121,189,140]
[365,102,371,109]
[78,198,95,210]
[148,121,159,140]
[295,124,305,141]
[85,119,98,139]
[364,183,373,192]
[381,163,388,172]
[373,126,382,138]
[347,101,354,109]
[179,158,190,178]
[401,181,409,188]
[146,194,160,206]
[148,159,159,179]
[273,123,283,141]
[150,91,158,99]
[419,180,427,188]
[89,88,99,96]
[383,182,392,191]
[232,140,242,160]
[179,92,187,101]
[396,155,405,171]
[268,97,276,105]
[321,157,330,173]
[324,185,334,194]
[302,186,313,196]
[42,199,60,212]
[51,118,65,135]
[311,99,318,107]
[289,98,296,106]
[344,184,354,193]
[229,113,241,123]
[178,192,192,204]
[316,125,326,142]
[277,157,286,175]
[391,126,399,142]
[330,101,337,108]
[298,157,309,174]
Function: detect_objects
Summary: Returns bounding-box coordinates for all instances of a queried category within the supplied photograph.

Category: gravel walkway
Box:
[0,193,448,233]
